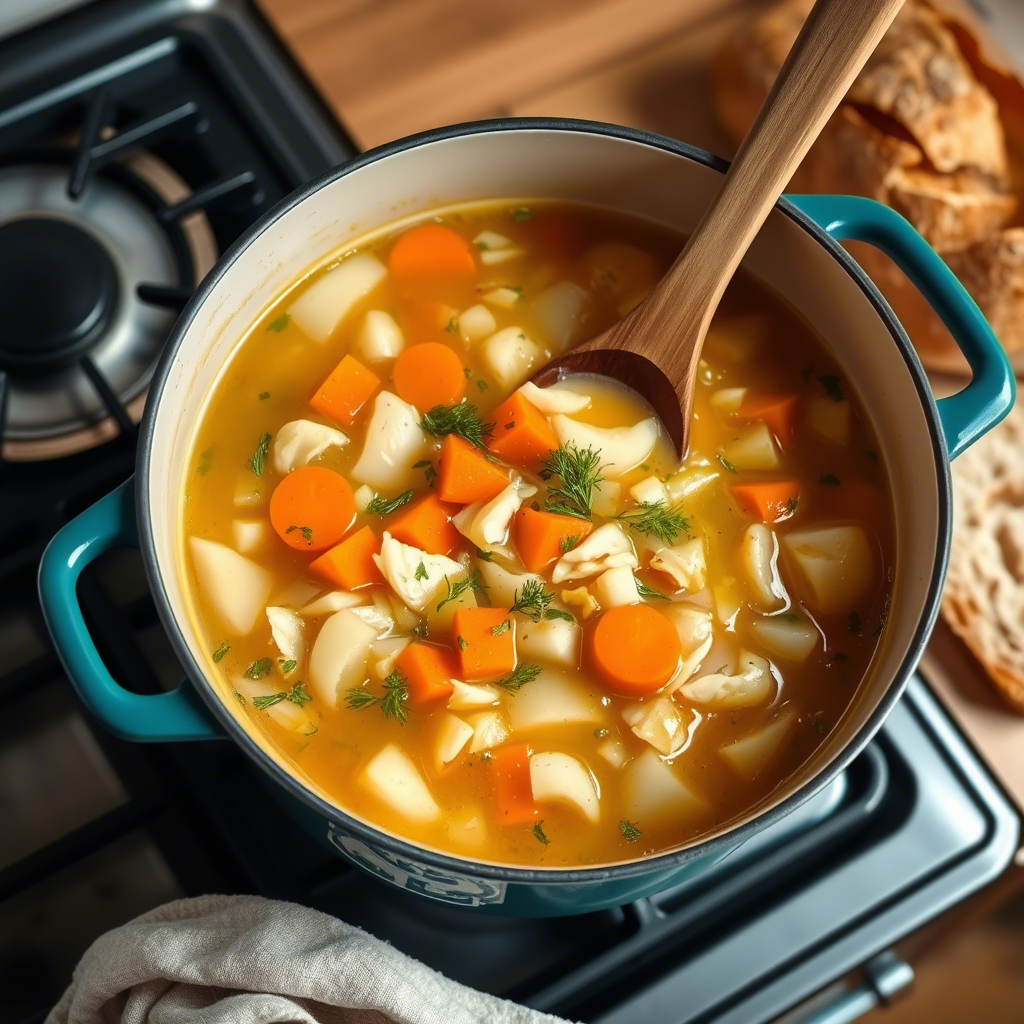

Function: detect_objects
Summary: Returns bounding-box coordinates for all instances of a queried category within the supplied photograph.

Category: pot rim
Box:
[137,117,951,884]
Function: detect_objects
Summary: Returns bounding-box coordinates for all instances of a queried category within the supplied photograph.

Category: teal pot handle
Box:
[38,478,222,742]
[787,194,1015,459]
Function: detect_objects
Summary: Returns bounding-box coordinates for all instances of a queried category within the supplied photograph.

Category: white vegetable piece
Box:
[740,523,787,612]
[666,465,719,503]
[516,615,581,667]
[458,303,497,341]
[360,744,441,823]
[474,229,513,250]
[271,419,349,474]
[529,752,600,822]
[466,709,510,752]
[369,636,410,679]
[552,414,658,477]
[353,309,404,363]
[231,519,268,554]
[189,538,273,635]
[373,532,464,613]
[351,598,394,637]
[353,484,374,512]
[447,803,489,848]
[592,565,641,608]
[478,559,545,607]
[662,606,715,690]
[448,679,500,710]
[806,397,851,445]
[751,615,819,663]
[629,475,669,505]
[433,713,475,772]
[531,280,589,352]
[508,669,605,731]
[552,523,637,583]
[266,606,304,664]
[483,327,545,389]
[271,578,322,608]
[650,537,707,593]
[307,608,377,708]
[781,524,874,614]
[233,677,313,732]
[623,696,691,756]
[481,287,522,309]
[597,737,628,769]
[591,479,621,518]
[713,579,743,629]
[288,253,387,343]
[710,387,747,415]
[721,711,797,780]
[518,380,590,415]
[452,477,533,550]
[721,423,780,471]
[350,392,427,489]
[299,590,367,617]
[622,749,706,822]
[480,245,525,265]
[680,650,774,708]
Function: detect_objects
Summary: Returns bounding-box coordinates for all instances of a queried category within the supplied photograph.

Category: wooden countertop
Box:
[257,0,1024,829]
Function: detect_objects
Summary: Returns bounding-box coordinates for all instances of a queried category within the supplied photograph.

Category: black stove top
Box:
[0,4,1019,1024]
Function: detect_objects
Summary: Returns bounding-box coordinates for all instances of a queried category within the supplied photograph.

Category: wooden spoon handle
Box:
[603,0,905,374]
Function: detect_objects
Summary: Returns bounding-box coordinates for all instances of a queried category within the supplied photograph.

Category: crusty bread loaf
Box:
[712,0,1024,376]
[943,403,1024,713]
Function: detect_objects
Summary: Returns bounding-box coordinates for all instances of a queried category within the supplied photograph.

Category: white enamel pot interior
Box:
[139,120,948,884]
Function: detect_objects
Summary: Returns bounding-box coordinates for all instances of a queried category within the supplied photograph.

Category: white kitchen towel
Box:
[46,894,576,1024]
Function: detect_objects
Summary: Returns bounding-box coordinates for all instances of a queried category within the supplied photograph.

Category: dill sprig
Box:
[420,402,493,449]
[613,501,689,544]
[539,443,605,520]
[436,568,487,611]
[252,681,311,710]
[636,580,668,600]
[366,489,414,515]
[544,607,575,622]
[344,669,409,724]
[509,579,554,621]
[247,432,271,477]
[495,662,541,693]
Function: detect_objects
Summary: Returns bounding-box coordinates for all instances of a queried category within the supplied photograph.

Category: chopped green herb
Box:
[436,568,487,611]
[532,821,550,845]
[641,463,651,472]
[287,681,311,704]
[496,662,541,693]
[285,524,314,544]
[457,635,469,651]
[619,820,643,843]
[540,443,605,520]
[233,690,246,704]
[475,547,494,562]
[344,671,409,724]
[463,368,473,380]
[420,402,493,449]
[517,332,526,340]
[344,687,378,711]
[258,392,271,400]
[636,580,668,600]
[266,312,290,332]
[252,681,310,710]
[509,579,554,621]
[475,239,489,250]
[243,658,273,680]
[594,727,610,739]
[413,459,438,486]
[279,659,298,675]
[818,374,844,402]
[491,619,512,636]
[477,379,489,392]
[446,317,459,333]
[197,448,213,476]
[544,608,575,622]
[247,432,271,477]
[302,723,319,736]
[848,611,862,635]
[812,717,826,735]
[613,501,689,544]
[799,364,815,381]
[414,561,428,581]
[559,535,579,553]
[511,207,533,222]
[716,453,737,474]
[411,620,430,638]
[212,642,230,663]
[366,489,415,515]
[818,473,841,486]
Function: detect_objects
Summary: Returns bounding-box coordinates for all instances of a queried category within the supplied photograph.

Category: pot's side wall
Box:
[146,126,941,880]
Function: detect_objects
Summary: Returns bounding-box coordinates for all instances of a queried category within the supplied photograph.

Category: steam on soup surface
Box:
[184,201,893,867]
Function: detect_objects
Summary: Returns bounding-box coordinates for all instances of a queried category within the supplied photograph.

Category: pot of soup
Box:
[39,120,1013,915]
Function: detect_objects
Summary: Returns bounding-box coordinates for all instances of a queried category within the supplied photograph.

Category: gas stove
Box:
[0,3,1019,1024]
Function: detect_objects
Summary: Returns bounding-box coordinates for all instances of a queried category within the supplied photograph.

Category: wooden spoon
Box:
[532,0,905,456]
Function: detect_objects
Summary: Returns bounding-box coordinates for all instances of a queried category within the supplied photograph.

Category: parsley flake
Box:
[511,207,533,222]
[197,448,213,476]
[212,642,230,663]
[266,313,290,332]
[243,658,273,680]
[457,635,469,651]
[258,392,270,400]
[414,561,428,581]
[619,820,643,843]
[716,453,737,474]
[279,659,298,674]
[285,524,314,544]
[544,608,575,622]
[445,317,459,333]
[532,821,550,845]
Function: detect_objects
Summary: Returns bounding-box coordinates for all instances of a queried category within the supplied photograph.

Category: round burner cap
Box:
[0,216,119,369]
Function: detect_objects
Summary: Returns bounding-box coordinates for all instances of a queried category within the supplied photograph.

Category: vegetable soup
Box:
[183,201,893,867]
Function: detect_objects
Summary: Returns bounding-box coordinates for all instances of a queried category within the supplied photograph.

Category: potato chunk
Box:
[739,523,787,612]
[350,391,426,489]
[622,750,706,822]
[720,711,797,780]
[360,745,440,822]
[530,752,600,822]
[308,608,377,708]
[780,524,874,614]
[189,538,272,635]
[289,252,387,342]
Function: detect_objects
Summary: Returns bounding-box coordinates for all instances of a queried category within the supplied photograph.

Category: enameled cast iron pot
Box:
[39,120,1014,916]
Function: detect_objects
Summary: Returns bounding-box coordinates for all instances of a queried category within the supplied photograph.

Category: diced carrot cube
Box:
[453,606,516,680]
[310,354,380,427]
[395,641,457,710]
[309,525,383,589]
[389,493,461,555]
[731,481,801,523]
[513,507,593,573]
[737,393,799,446]
[438,435,510,505]
[491,743,538,824]
[486,391,558,469]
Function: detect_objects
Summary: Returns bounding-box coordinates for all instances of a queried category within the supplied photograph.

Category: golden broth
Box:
[183,201,893,867]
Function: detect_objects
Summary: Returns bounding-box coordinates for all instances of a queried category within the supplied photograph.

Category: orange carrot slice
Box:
[388,493,461,555]
[486,391,559,469]
[513,507,592,573]
[269,466,355,552]
[395,642,457,709]
[731,481,801,523]
[437,435,510,505]
[491,743,538,824]
[310,354,380,427]
[737,393,799,446]
[453,606,515,680]
[392,342,467,411]
[388,224,476,283]
[588,605,681,696]
[310,525,383,589]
